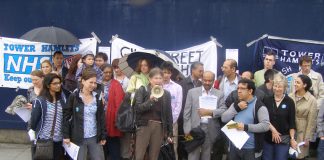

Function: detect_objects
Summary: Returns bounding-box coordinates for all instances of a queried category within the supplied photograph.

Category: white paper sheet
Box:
[14,107,31,122]
[63,142,80,160]
[199,95,218,110]
[221,120,250,150]
[199,95,218,122]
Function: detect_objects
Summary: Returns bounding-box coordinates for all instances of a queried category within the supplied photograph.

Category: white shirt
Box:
[201,86,213,123]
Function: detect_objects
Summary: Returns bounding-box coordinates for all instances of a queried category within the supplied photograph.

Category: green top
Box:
[126,73,149,93]
[254,69,266,87]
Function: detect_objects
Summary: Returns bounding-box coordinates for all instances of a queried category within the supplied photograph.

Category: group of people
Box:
[24,49,324,160]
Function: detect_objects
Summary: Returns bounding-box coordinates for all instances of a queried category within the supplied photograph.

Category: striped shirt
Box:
[38,100,63,142]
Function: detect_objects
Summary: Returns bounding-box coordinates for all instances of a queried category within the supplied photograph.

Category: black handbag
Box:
[34,139,54,160]
[116,92,137,133]
[158,142,176,160]
[34,102,58,160]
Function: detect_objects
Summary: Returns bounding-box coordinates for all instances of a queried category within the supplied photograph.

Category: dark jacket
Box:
[225,88,265,108]
[30,96,66,139]
[63,89,106,145]
[62,66,68,79]
[64,73,77,94]
[178,76,202,133]
[134,86,173,137]
[257,84,273,97]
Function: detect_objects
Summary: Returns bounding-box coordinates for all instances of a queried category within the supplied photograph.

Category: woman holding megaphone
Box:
[133,67,173,160]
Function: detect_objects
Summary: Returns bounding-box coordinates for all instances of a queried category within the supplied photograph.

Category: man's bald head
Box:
[202,71,215,91]
[241,71,253,80]
[203,71,215,81]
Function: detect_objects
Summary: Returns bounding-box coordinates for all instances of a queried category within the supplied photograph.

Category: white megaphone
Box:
[151,85,164,98]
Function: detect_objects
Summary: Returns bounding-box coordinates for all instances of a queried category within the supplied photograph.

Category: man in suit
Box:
[183,71,227,160]
[178,61,204,159]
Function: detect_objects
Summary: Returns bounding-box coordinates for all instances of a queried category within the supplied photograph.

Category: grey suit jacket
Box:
[183,87,226,142]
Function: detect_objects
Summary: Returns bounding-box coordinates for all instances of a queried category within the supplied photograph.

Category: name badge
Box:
[76,107,79,112]
[282,104,287,109]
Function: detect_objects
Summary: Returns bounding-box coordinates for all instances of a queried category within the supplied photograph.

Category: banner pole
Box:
[246,34,268,47]
[268,35,324,45]
[210,36,223,48]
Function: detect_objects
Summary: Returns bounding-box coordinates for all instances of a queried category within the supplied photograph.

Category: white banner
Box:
[111,37,217,76]
[0,37,97,89]
[110,37,144,63]
[167,41,217,76]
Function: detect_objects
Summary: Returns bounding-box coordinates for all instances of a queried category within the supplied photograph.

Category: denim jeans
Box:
[262,140,289,160]
[78,136,105,160]
[229,143,260,160]
[317,139,324,160]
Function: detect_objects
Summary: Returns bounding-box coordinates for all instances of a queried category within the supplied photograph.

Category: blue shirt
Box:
[234,96,256,149]
[80,92,98,138]
[223,76,239,100]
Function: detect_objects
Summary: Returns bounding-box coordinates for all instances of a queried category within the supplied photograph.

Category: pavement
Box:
[0,143,31,160]
[0,143,318,160]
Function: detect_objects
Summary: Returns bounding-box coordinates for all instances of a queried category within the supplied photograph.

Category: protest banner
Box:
[251,35,324,77]
[0,37,97,89]
[111,37,218,76]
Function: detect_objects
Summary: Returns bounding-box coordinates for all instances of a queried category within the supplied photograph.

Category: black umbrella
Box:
[20,26,81,45]
[182,127,206,153]
[118,49,182,78]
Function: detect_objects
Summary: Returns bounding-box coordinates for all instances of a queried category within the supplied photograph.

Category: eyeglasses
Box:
[237,87,249,91]
[50,82,62,86]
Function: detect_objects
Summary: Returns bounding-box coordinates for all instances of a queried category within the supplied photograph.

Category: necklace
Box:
[274,95,285,102]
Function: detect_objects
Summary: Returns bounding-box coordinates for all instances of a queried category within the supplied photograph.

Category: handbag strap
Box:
[50,101,58,138]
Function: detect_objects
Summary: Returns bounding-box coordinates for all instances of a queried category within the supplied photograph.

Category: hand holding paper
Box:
[226,122,238,129]
[63,142,80,160]
[198,108,213,117]
[221,120,249,150]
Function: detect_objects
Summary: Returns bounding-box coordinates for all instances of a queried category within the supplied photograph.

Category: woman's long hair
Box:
[68,54,82,75]
[40,73,62,102]
[135,58,151,74]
